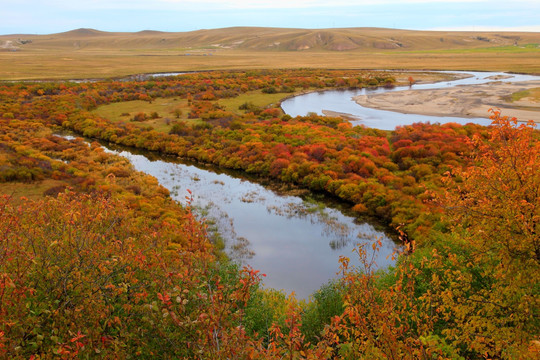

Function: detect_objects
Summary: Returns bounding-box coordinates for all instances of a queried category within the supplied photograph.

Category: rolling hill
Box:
[1,27,538,52]
[1,27,539,80]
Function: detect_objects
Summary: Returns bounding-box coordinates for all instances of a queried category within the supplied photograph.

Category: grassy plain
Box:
[1,49,539,81]
[218,90,288,113]
[93,91,296,133]
[1,27,539,80]
[92,91,289,133]
[92,98,206,133]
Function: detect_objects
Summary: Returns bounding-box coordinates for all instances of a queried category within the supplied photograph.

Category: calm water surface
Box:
[99,146,397,299]
[82,70,540,298]
[281,71,540,130]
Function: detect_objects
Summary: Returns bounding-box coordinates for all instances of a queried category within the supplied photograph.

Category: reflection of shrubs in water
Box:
[231,237,255,260]
[241,190,265,203]
[193,204,255,262]
[330,239,349,250]
[267,200,352,249]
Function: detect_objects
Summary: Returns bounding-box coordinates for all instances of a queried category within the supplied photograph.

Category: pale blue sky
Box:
[2,0,539,35]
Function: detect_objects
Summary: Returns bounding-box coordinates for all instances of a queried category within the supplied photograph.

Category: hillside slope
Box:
[2,27,539,52]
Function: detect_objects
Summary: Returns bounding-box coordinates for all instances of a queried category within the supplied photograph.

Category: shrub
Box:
[262,86,277,94]
[301,281,344,343]
[131,112,147,122]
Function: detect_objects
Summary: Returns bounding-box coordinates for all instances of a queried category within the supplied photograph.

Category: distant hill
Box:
[2,27,539,52]
[55,28,112,37]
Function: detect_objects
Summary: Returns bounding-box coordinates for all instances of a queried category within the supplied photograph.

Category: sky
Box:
[2,0,539,35]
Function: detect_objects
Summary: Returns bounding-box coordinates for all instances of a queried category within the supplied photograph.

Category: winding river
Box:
[95,70,540,299]
[99,145,395,299]
[281,71,540,130]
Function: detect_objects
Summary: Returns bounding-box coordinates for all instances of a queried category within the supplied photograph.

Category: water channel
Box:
[95,70,540,299]
[100,146,395,300]
[281,71,540,130]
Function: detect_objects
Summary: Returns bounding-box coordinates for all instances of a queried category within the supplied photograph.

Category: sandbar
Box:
[354,80,540,123]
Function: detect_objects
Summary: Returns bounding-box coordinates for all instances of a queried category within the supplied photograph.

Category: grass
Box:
[0,28,538,80]
[92,98,202,133]
[404,43,540,54]
[1,48,540,81]
[508,87,540,102]
[218,90,290,113]
[93,91,290,132]
[0,179,66,204]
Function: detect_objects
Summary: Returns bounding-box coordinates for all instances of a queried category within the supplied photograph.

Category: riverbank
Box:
[322,110,361,121]
[354,80,540,123]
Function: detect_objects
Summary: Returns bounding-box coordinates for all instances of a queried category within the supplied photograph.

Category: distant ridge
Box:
[136,30,166,35]
[54,28,111,37]
[2,27,539,52]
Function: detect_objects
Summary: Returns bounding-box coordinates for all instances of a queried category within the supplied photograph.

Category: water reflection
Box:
[100,145,397,299]
[281,71,540,130]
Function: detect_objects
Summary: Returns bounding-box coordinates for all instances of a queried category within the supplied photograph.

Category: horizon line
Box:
[2,25,540,36]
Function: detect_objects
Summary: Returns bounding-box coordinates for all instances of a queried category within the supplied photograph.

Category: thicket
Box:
[0,70,488,241]
[0,70,538,358]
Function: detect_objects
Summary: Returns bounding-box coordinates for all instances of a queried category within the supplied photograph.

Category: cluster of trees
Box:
[1,70,538,357]
[0,70,485,241]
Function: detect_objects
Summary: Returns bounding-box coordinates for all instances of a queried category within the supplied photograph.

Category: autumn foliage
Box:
[0,70,483,242]
[1,70,539,358]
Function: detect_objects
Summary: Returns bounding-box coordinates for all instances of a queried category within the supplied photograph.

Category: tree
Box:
[435,110,540,357]
[443,110,539,265]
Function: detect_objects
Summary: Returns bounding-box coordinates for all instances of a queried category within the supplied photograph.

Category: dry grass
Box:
[1,49,539,81]
[0,179,66,204]
[0,27,538,80]
[3,27,539,53]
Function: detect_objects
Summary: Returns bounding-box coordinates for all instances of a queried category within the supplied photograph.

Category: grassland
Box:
[218,90,288,113]
[92,98,197,133]
[92,91,290,133]
[2,50,539,81]
[405,43,540,54]
[0,179,66,204]
[1,27,539,80]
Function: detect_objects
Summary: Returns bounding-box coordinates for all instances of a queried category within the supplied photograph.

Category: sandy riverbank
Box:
[322,110,361,121]
[354,80,540,123]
